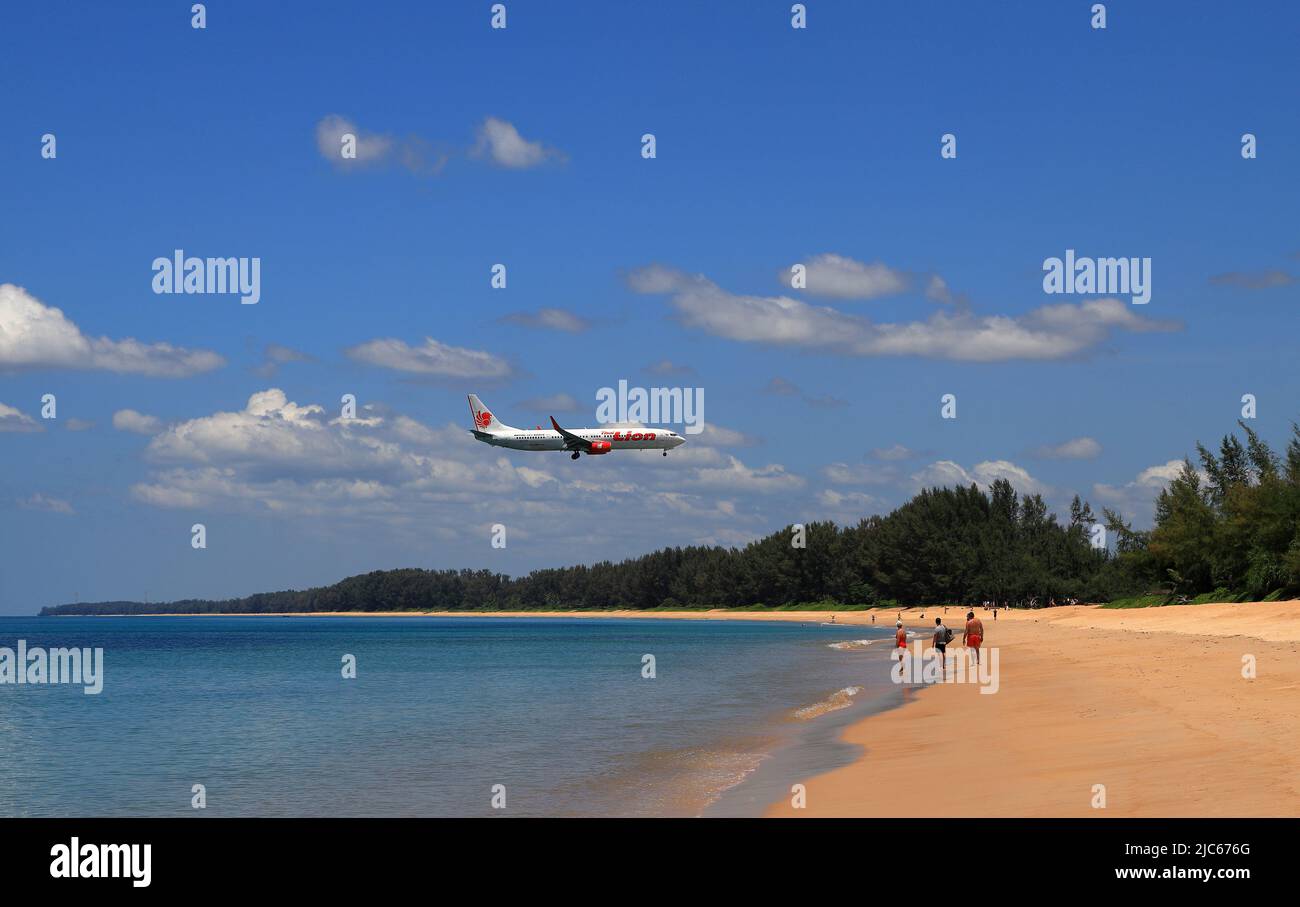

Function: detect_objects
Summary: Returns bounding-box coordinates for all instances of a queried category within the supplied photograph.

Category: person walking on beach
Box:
[895,620,907,650]
[963,610,984,665]
[932,617,949,671]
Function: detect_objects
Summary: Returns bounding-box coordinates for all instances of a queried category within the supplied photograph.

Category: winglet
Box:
[549,416,590,451]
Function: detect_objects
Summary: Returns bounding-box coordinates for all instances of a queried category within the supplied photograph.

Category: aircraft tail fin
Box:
[467,395,511,433]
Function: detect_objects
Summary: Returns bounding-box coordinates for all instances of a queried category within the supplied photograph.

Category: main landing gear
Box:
[662,451,668,457]
[571,452,580,460]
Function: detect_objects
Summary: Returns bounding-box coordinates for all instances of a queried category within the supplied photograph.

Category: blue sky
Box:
[2,1,1297,612]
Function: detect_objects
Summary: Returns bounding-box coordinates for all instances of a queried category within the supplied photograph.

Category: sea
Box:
[0,615,907,817]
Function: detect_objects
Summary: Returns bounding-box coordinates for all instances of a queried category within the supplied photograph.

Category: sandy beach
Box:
[761,601,1300,817]
[108,601,1300,817]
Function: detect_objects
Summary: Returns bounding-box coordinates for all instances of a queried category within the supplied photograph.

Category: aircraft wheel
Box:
[571,452,580,460]
[662,451,668,457]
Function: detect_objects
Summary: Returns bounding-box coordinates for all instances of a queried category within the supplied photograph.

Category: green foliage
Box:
[1107,423,1300,604]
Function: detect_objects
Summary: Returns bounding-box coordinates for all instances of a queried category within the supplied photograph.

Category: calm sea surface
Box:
[0,615,902,817]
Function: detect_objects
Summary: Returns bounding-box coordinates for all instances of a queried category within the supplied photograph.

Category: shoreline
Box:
[37,602,1300,817]
[45,609,897,621]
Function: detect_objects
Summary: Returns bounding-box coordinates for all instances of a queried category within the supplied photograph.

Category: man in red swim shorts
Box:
[895,620,907,649]
[963,610,984,665]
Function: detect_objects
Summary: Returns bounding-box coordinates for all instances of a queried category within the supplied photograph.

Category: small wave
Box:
[793,686,863,720]
[826,639,878,650]
[596,744,771,817]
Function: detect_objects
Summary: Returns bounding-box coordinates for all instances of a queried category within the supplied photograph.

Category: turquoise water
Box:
[0,616,899,817]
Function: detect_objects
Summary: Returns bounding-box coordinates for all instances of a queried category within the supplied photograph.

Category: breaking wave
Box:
[793,686,863,720]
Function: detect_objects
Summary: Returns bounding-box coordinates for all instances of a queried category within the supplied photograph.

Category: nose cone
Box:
[673,434,687,448]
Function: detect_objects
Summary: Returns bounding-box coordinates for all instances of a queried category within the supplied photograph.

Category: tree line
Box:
[1102,423,1300,600]
[40,423,1300,615]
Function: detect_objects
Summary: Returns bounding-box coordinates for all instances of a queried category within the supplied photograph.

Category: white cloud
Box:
[822,462,901,485]
[316,114,559,176]
[65,418,94,432]
[816,488,881,515]
[145,389,378,475]
[501,308,590,332]
[925,274,956,305]
[315,114,395,166]
[113,409,164,435]
[472,117,564,169]
[1134,460,1188,485]
[779,253,909,300]
[685,456,804,493]
[389,414,440,445]
[0,284,225,377]
[1033,436,1102,460]
[0,402,42,433]
[123,390,801,566]
[17,493,73,515]
[345,337,513,379]
[1092,459,1191,524]
[627,266,1179,362]
[910,459,1051,497]
[871,443,918,462]
[692,423,761,448]
[314,114,450,175]
[134,396,485,510]
[254,343,313,378]
[1094,459,1185,500]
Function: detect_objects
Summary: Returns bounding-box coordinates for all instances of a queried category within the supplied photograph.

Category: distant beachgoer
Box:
[830,614,836,623]
[932,617,949,670]
[963,610,984,665]
[895,620,907,650]
[871,613,876,623]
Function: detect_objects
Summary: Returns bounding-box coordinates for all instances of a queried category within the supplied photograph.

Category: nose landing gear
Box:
[571,452,580,460]
[662,450,668,457]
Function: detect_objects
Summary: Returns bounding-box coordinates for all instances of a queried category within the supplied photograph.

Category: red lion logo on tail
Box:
[475,410,493,428]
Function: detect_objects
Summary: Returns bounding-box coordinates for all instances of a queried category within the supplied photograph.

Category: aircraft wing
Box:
[550,416,591,451]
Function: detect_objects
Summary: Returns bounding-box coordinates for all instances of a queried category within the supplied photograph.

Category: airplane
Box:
[468,394,687,459]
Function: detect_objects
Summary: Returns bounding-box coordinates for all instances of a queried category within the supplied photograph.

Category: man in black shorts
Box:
[932,616,949,673]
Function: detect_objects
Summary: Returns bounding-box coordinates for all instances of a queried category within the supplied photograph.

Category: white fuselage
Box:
[481,427,685,452]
